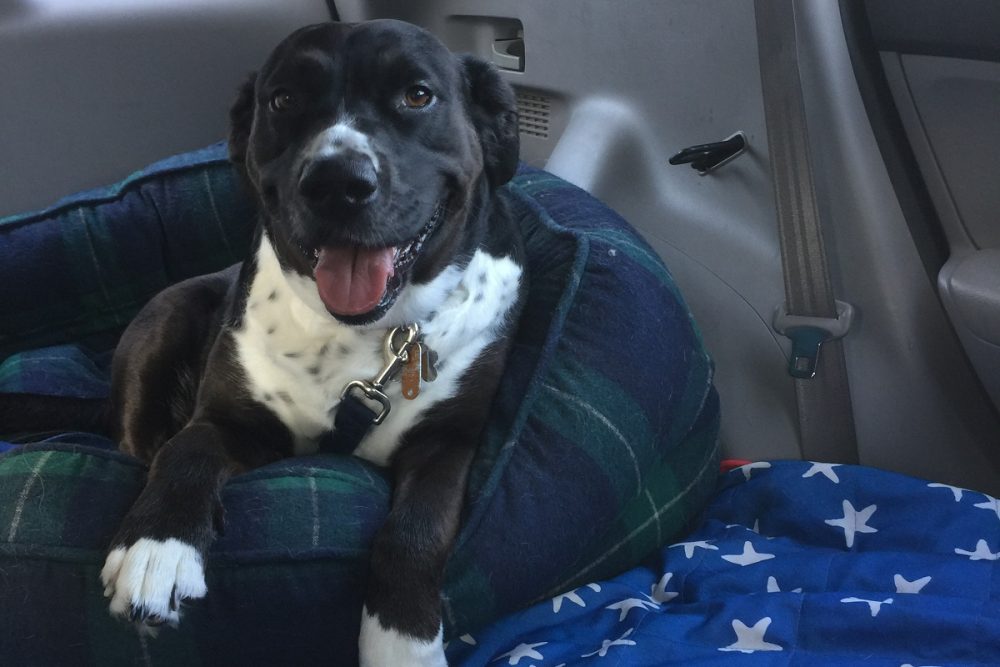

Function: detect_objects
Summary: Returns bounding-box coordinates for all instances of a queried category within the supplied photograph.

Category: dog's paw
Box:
[100,537,207,631]
[359,607,446,667]
[359,607,447,667]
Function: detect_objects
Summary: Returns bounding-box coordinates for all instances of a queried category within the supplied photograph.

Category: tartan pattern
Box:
[0,142,254,359]
[443,170,720,632]
[0,344,111,398]
[0,148,720,664]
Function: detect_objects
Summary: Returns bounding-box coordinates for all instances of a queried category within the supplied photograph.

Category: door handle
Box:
[669,131,747,175]
[492,38,524,72]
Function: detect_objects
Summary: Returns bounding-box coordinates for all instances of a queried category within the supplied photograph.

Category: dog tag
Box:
[420,344,438,382]
[401,346,421,400]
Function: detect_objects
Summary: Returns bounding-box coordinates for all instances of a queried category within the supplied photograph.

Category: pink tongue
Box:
[313,246,396,316]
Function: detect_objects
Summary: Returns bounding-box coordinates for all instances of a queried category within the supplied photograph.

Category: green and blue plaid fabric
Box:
[0,143,254,359]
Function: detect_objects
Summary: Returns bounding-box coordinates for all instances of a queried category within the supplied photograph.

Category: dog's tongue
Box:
[313,246,395,316]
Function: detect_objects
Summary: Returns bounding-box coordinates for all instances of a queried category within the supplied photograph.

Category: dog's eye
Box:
[402,85,434,109]
[268,90,296,113]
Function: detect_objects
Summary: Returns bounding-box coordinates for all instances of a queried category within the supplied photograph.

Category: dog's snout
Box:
[299,154,379,213]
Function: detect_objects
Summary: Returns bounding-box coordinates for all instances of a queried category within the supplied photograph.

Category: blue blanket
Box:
[446,460,1000,666]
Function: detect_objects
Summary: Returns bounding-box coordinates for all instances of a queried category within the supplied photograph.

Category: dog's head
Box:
[229,20,518,326]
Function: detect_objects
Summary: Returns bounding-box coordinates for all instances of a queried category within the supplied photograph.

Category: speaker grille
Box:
[516,91,551,138]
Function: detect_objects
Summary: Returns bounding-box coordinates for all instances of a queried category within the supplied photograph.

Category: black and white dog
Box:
[92,20,522,666]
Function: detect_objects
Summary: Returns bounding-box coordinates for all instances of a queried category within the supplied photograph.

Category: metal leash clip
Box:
[340,323,421,425]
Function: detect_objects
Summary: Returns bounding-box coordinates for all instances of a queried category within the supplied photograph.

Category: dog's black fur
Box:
[1,20,522,665]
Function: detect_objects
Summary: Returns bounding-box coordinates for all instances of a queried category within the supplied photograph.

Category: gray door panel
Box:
[878,38,1000,420]
[940,252,1000,410]
[898,55,1000,250]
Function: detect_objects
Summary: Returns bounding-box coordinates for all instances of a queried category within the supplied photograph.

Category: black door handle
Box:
[669,131,747,174]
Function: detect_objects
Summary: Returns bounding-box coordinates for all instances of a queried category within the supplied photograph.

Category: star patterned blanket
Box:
[445,460,1000,666]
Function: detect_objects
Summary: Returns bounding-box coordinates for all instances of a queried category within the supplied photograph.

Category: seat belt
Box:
[754,0,859,464]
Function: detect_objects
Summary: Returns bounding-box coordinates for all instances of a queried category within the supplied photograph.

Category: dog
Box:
[58,19,521,666]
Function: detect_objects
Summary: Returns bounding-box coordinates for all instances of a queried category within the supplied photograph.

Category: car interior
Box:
[2,1,998,664]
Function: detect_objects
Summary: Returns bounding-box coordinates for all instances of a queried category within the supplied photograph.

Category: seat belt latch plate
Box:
[773,300,854,379]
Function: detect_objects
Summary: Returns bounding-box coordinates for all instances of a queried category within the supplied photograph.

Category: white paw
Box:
[100,537,207,629]
[359,606,446,667]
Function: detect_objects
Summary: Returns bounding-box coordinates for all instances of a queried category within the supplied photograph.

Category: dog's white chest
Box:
[232,239,521,465]
[232,268,379,453]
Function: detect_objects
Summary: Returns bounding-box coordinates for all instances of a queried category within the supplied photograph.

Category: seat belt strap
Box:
[754,0,859,463]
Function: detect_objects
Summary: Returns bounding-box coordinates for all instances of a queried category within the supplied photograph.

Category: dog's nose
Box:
[299,153,379,212]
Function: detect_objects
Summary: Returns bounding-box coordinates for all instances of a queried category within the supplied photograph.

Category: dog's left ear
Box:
[461,55,519,187]
[228,72,258,166]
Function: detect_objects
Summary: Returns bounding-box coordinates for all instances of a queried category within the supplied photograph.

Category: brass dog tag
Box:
[401,346,421,400]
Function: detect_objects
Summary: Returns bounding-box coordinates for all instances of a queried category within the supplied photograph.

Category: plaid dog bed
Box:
[0,145,720,664]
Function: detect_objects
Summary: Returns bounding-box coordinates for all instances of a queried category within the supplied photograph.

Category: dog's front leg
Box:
[359,424,478,667]
[100,421,265,629]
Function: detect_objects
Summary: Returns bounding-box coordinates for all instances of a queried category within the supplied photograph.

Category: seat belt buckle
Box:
[773,300,854,379]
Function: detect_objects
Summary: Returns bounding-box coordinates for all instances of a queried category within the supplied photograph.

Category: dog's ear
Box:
[228,72,257,166]
[461,55,519,187]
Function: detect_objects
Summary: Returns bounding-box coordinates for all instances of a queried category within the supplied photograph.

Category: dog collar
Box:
[324,323,436,455]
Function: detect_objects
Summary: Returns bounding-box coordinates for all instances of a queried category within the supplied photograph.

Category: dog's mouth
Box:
[309,204,445,321]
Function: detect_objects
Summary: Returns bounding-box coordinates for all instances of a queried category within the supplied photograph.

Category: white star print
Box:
[927,482,964,501]
[803,462,841,483]
[894,574,931,594]
[649,573,679,603]
[606,597,658,621]
[973,495,1000,521]
[954,539,1000,561]
[841,597,893,617]
[718,617,783,653]
[587,583,602,592]
[766,576,802,593]
[494,642,547,665]
[670,540,718,559]
[825,500,878,548]
[581,628,636,658]
[737,462,771,481]
[721,541,776,566]
[552,589,586,613]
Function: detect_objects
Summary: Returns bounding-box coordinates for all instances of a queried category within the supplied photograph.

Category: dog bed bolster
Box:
[0,144,720,664]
